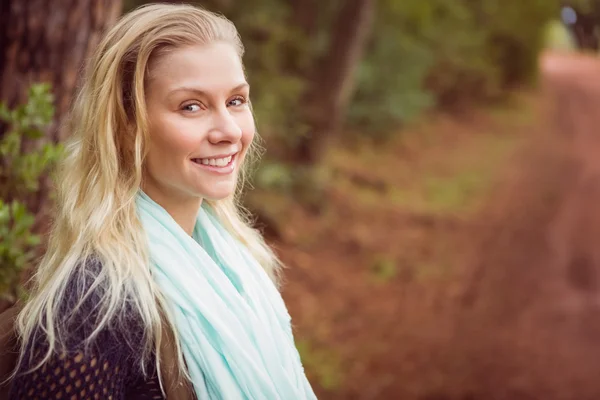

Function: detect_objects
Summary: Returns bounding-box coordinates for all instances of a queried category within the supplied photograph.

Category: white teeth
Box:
[196,155,233,167]
[215,157,230,167]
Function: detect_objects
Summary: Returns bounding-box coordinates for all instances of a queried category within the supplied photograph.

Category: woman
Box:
[8,3,317,399]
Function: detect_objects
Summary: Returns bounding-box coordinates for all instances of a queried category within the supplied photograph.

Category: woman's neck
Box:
[141,187,202,236]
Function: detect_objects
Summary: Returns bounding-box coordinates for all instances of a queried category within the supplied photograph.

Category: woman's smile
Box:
[190,152,237,174]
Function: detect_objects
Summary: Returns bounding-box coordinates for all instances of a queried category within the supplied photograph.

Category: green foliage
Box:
[350,0,560,136]
[544,20,577,51]
[253,161,295,191]
[0,83,62,301]
[422,2,501,104]
[0,200,40,300]
[253,161,331,211]
[348,1,435,135]
[481,0,560,86]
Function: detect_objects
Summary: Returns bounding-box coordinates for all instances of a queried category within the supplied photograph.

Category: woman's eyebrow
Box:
[167,82,249,97]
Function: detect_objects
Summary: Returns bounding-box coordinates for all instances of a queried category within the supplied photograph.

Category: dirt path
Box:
[278,51,600,400]
[450,51,600,400]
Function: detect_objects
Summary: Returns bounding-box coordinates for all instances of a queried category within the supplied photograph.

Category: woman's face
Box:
[143,42,254,203]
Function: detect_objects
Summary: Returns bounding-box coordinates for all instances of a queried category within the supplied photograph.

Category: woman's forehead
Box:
[148,43,245,93]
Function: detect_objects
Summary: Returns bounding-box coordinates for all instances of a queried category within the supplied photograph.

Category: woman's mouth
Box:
[191,153,236,174]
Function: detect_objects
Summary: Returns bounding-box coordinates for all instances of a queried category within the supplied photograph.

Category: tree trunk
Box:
[291,0,318,38]
[0,0,123,142]
[294,0,376,164]
[0,0,122,227]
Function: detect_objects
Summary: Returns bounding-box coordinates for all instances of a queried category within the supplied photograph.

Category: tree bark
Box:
[290,0,318,38]
[0,0,123,232]
[0,0,123,142]
[294,0,376,164]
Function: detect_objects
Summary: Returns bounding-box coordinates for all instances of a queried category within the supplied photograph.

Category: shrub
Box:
[0,83,62,301]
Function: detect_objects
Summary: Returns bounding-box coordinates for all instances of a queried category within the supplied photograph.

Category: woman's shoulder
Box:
[59,257,145,349]
[24,257,145,355]
[15,257,150,375]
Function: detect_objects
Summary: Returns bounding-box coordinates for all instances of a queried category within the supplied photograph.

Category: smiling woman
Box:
[6,3,317,400]
[143,42,255,234]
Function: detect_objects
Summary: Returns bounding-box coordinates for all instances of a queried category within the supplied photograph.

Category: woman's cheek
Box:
[240,112,256,143]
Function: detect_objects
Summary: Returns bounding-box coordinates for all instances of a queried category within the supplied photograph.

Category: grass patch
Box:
[422,169,488,214]
[296,338,345,391]
[370,255,398,283]
[328,90,535,216]
[330,116,525,216]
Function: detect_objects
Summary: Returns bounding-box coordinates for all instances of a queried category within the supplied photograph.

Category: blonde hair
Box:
[15,2,281,382]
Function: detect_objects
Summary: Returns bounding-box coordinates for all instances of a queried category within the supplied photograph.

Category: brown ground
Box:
[273,51,600,400]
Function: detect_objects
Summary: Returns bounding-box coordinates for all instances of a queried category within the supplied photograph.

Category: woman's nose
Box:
[208,109,243,144]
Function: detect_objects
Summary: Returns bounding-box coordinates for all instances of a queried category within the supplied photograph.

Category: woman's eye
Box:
[181,103,201,112]
[228,97,246,107]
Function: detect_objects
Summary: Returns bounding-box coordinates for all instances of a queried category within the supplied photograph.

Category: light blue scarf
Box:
[136,191,317,400]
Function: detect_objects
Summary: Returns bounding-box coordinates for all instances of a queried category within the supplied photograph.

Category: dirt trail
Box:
[279,51,600,400]
[451,51,600,400]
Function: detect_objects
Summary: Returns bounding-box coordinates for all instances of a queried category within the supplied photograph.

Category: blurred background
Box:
[3,0,600,399]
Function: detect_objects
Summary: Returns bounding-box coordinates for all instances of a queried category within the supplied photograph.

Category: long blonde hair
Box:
[15,2,281,379]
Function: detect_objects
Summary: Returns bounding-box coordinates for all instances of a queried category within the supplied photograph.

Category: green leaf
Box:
[23,127,45,140]
[26,234,41,246]
[0,102,10,122]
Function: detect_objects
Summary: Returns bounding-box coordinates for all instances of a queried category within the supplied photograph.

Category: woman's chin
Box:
[195,186,236,202]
